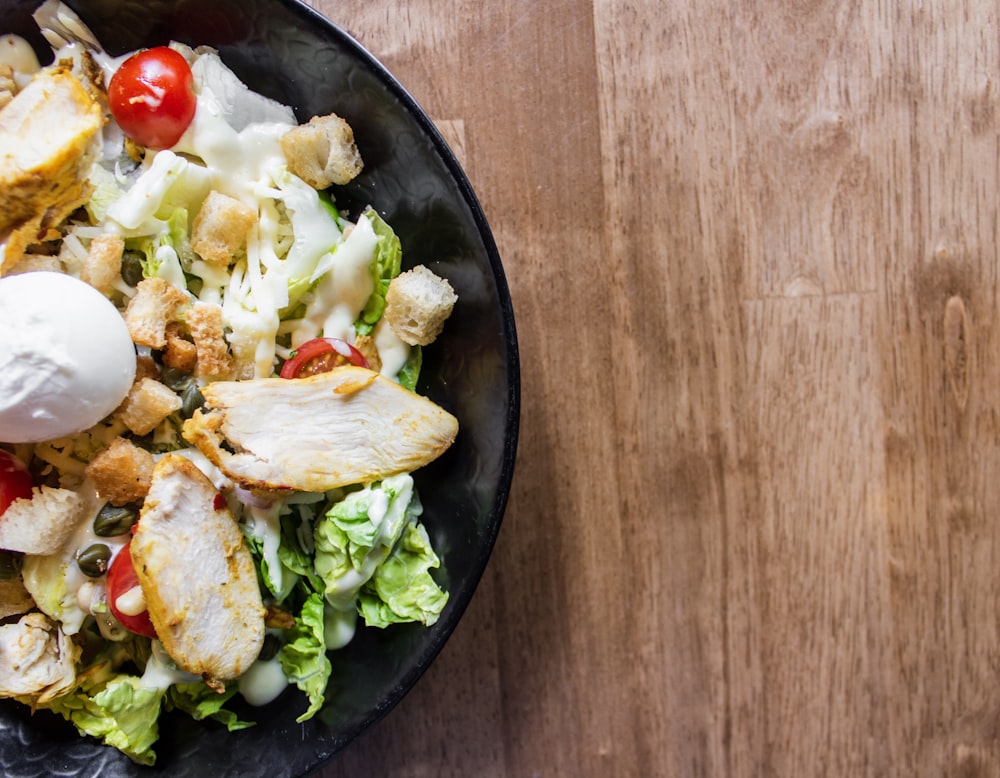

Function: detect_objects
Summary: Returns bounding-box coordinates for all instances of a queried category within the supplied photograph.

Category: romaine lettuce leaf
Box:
[356,207,402,335]
[358,522,449,628]
[312,474,416,609]
[277,591,330,722]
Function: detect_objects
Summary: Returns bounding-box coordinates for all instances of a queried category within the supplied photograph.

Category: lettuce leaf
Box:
[167,682,255,731]
[355,207,402,335]
[312,475,416,609]
[36,671,165,766]
[358,522,449,628]
[277,591,330,722]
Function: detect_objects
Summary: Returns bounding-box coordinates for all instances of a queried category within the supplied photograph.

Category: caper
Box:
[258,633,282,662]
[159,366,192,392]
[180,383,205,418]
[121,250,145,287]
[0,550,23,581]
[93,503,139,537]
[77,543,112,578]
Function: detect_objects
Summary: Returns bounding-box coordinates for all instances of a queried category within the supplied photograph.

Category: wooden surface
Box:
[312,1,1000,775]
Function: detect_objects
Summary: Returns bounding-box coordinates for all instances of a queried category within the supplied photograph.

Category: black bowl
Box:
[0,1,519,775]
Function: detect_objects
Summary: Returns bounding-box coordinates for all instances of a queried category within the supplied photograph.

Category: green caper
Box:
[77,543,112,578]
[180,383,205,418]
[0,550,23,581]
[121,250,145,287]
[159,366,192,392]
[93,503,139,537]
[258,633,282,662]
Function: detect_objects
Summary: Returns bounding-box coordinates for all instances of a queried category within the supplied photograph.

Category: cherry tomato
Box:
[105,539,157,639]
[108,46,196,150]
[280,338,370,379]
[0,451,33,515]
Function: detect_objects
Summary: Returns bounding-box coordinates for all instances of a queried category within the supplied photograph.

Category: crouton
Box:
[162,322,198,373]
[186,301,234,381]
[190,191,256,266]
[0,486,88,555]
[280,113,363,189]
[124,277,190,348]
[118,378,182,436]
[80,233,123,293]
[5,253,63,275]
[384,265,458,346]
[0,577,34,620]
[353,333,382,374]
[84,437,154,506]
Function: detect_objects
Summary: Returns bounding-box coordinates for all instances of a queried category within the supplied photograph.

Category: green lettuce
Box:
[278,591,330,722]
[167,682,255,731]
[313,475,417,609]
[355,207,402,335]
[358,522,449,628]
[36,669,165,766]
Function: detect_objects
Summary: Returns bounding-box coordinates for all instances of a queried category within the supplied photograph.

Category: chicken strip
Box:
[182,366,459,492]
[131,454,264,685]
[0,612,79,703]
[0,68,102,272]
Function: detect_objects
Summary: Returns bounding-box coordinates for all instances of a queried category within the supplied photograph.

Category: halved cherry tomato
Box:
[280,337,369,379]
[0,451,33,515]
[108,46,196,150]
[105,539,157,639]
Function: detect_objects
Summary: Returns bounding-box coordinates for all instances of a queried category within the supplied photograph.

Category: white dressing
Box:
[238,657,289,706]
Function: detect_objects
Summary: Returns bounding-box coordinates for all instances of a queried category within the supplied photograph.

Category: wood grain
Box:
[311,0,1000,775]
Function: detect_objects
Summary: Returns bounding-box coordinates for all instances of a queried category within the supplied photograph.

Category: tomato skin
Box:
[105,539,157,639]
[280,338,369,379]
[0,451,33,515]
[108,47,196,150]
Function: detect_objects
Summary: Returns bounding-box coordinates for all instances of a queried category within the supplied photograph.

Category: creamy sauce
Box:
[114,584,146,617]
[324,606,357,650]
[238,657,289,706]
[0,34,40,87]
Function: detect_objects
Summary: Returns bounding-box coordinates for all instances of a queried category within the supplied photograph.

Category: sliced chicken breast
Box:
[0,612,79,703]
[0,68,102,270]
[131,454,264,685]
[182,366,459,492]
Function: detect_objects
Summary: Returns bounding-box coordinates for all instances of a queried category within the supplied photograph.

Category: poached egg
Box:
[0,271,136,442]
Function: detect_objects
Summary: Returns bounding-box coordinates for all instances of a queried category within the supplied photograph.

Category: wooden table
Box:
[313,1,1000,775]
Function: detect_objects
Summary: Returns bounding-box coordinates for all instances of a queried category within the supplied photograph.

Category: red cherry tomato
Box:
[0,451,33,515]
[106,539,157,639]
[108,46,196,150]
[280,338,370,379]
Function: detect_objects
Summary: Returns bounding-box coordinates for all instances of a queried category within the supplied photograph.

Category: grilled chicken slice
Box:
[0,612,79,703]
[131,454,265,685]
[0,69,102,271]
[182,366,459,492]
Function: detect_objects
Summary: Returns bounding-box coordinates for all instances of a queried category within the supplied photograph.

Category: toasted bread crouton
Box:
[5,254,63,275]
[0,577,35,620]
[0,612,80,702]
[384,265,457,346]
[280,113,363,189]
[118,378,182,436]
[190,191,256,266]
[162,321,198,373]
[124,277,190,348]
[186,301,234,381]
[0,487,87,555]
[80,233,124,294]
[131,454,265,683]
[353,333,382,374]
[84,437,155,506]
